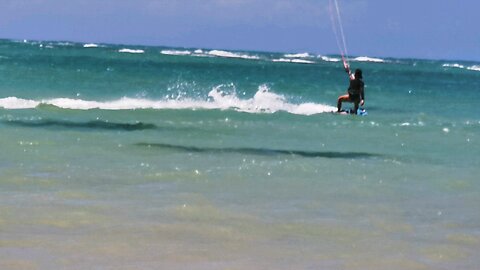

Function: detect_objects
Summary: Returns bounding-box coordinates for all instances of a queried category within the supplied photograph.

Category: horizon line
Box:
[1,36,479,64]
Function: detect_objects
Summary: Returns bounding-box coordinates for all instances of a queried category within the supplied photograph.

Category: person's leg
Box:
[353,100,360,113]
[337,94,350,112]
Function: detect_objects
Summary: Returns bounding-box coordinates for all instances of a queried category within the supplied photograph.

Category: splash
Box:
[206,84,335,114]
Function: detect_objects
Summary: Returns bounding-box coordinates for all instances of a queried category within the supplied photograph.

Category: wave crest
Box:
[161,50,191,56]
[272,58,315,64]
[207,50,260,60]
[0,86,335,115]
[284,53,311,58]
[118,48,145,54]
[443,63,480,72]
[83,43,99,48]
[353,56,385,63]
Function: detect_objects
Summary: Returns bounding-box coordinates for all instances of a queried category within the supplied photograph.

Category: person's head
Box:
[354,69,363,79]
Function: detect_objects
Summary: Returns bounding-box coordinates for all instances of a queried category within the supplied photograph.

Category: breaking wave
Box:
[83,43,99,48]
[319,56,341,62]
[284,53,311,58]
[161,50,192,56]
[352,56,385,63]
[118,48,145,54]
[206,50,260,60]
[0,86,335,115]
[272,58,315,64]
[443,63,480,72]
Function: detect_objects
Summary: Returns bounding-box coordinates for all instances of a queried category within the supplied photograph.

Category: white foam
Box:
[353,56,385,63]
[207,50,259,60]
[83,43,99,48]
[0,97,39,109]
[272,58,315,64]
[57,42,74,46]
[319,56,341,62]
[0,86,335,115]
[206,84,334,115]
[161,50,191,56]
[118,48,145,54]
[272,58,293,63]
[442,63,464,69]
[284,53,311,58]
[443,63,480,72]
[290,59,315,64]
[467,65,480,72]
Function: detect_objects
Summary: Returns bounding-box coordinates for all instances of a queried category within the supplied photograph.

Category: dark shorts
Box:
[348,93,360,102]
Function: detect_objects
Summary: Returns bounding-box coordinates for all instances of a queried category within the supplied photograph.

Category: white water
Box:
[118,48,145,54]
[0,86,335,115]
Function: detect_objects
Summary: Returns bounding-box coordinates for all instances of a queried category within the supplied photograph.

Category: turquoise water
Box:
[0,39,479,269]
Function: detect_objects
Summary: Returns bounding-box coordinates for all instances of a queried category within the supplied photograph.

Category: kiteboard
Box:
[335,108,368,116]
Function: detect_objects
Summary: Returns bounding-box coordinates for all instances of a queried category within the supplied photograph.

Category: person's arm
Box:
[344,62,354,80]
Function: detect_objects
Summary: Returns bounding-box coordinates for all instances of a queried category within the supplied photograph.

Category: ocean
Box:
[0,39,479,269]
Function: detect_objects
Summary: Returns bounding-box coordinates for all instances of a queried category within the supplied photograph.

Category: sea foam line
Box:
[118,48,145,54]
[467,65,480,72]
[0,86,335,115]
[352,56,385,63]
[284,53,311,58]
[83,43,99,48]
[206,50,260,60]
[179,49,259,60]
[160,50,191,56]
[272,58,315,64]
[319,56,341,62]
[443,63,480,72]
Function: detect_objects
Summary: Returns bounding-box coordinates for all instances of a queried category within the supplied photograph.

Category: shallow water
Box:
[0,39,479,269]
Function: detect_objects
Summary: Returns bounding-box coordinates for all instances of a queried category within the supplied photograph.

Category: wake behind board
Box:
[334,108,368,116]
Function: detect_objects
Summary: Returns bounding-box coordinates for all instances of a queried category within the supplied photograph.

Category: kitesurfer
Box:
[337,63,365,113]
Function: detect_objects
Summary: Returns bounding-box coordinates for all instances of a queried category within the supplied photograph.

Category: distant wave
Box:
[468,65,480,71]
[317,55,384,63]
[284,53,311,58]
[352,56,385,63]
[319,56,341,62]
[442,63,464,69]
[118,48,145,54]
[56,42,75,46]
[160,50,191,56]
[443,63,480,72]
[272,58,315,64]
[0,85,335,115]
[83,43,99,48]
[206,50,260,60]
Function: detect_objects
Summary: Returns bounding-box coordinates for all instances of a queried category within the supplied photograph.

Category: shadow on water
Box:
[3,119,157,131]
[135,143,381,159]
